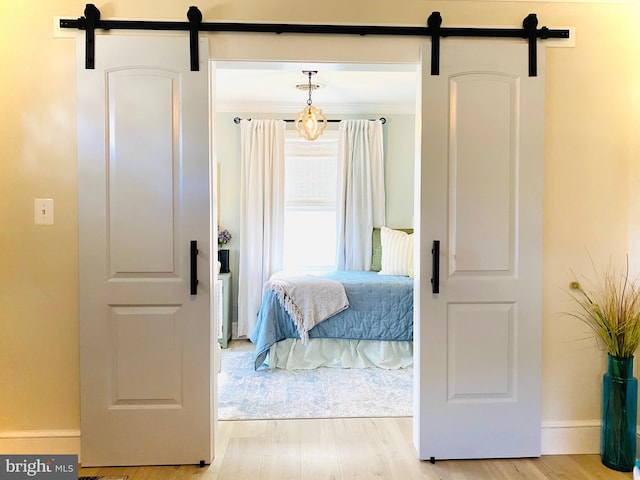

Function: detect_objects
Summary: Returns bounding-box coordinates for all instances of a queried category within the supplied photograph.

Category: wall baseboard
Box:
[541,420,600,455]
[0,430,80,456]
[0,422,622,458]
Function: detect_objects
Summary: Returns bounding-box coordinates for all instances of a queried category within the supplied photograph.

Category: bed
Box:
[250,226,414,370]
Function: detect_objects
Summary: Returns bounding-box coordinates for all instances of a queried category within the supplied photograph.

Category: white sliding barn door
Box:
[414,40,544,460]
[77,35,214,466]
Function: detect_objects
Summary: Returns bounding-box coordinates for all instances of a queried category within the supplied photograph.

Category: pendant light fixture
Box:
[294,70,327,141]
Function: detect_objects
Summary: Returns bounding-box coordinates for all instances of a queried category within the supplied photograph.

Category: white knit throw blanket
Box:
[265,273,349,344]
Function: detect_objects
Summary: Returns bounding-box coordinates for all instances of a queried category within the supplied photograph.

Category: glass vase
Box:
[601,354,638,472]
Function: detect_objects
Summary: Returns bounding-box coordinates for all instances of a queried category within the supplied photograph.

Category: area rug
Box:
[218,350,412,420]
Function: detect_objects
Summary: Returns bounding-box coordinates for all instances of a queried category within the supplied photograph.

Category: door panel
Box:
[414,40,544,460]
[112,306,182,403]
[450,73,516,274]
[108,69,178,274]
[447,302,515,401]
[77,35,213,466]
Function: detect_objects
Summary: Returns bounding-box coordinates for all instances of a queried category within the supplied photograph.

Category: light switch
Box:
[34,198,54,225]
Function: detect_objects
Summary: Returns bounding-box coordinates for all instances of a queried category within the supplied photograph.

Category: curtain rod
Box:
[232,117,386,125]
[60,5,569,76]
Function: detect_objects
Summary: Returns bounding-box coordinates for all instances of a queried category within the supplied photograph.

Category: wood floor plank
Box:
[533,454,632,480]
[217,436,265,479]
[259,420,303,480]
[568,454,633,480]
[365,418,432,480]
[299,418,342,480]
[332,418,396,479]
[78,418,635,480]
[486,458,548,480]
[207,420,232,478]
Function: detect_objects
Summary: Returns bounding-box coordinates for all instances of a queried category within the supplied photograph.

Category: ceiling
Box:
[213,61,418,115]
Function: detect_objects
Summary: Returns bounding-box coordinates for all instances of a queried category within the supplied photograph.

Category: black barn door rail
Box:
[60,4,570,76]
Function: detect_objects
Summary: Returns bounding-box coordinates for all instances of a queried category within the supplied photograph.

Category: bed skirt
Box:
[263,338,413,370]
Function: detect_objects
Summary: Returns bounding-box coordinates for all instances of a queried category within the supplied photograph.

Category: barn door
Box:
[77,35,214,466]
[414,39,544,460]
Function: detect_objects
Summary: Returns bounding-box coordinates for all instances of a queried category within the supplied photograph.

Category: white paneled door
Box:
[414,40,544,460]
[77,36,213,466]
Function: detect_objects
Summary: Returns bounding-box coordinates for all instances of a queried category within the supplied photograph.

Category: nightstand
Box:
[217,272,232,348]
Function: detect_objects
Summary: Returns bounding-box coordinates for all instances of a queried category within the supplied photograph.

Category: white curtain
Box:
[336,119,386,270]
[237,119,286,338]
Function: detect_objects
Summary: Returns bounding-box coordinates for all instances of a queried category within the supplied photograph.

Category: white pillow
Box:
[379,226,413,276]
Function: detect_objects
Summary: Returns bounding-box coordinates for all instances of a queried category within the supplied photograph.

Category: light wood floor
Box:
[79,416,632,479]
[80,341,631,479]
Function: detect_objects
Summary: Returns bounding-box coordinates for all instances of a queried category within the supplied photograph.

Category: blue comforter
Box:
[250,270,413,369]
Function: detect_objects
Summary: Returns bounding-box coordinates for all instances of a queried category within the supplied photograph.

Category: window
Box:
[282,130,339,271]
